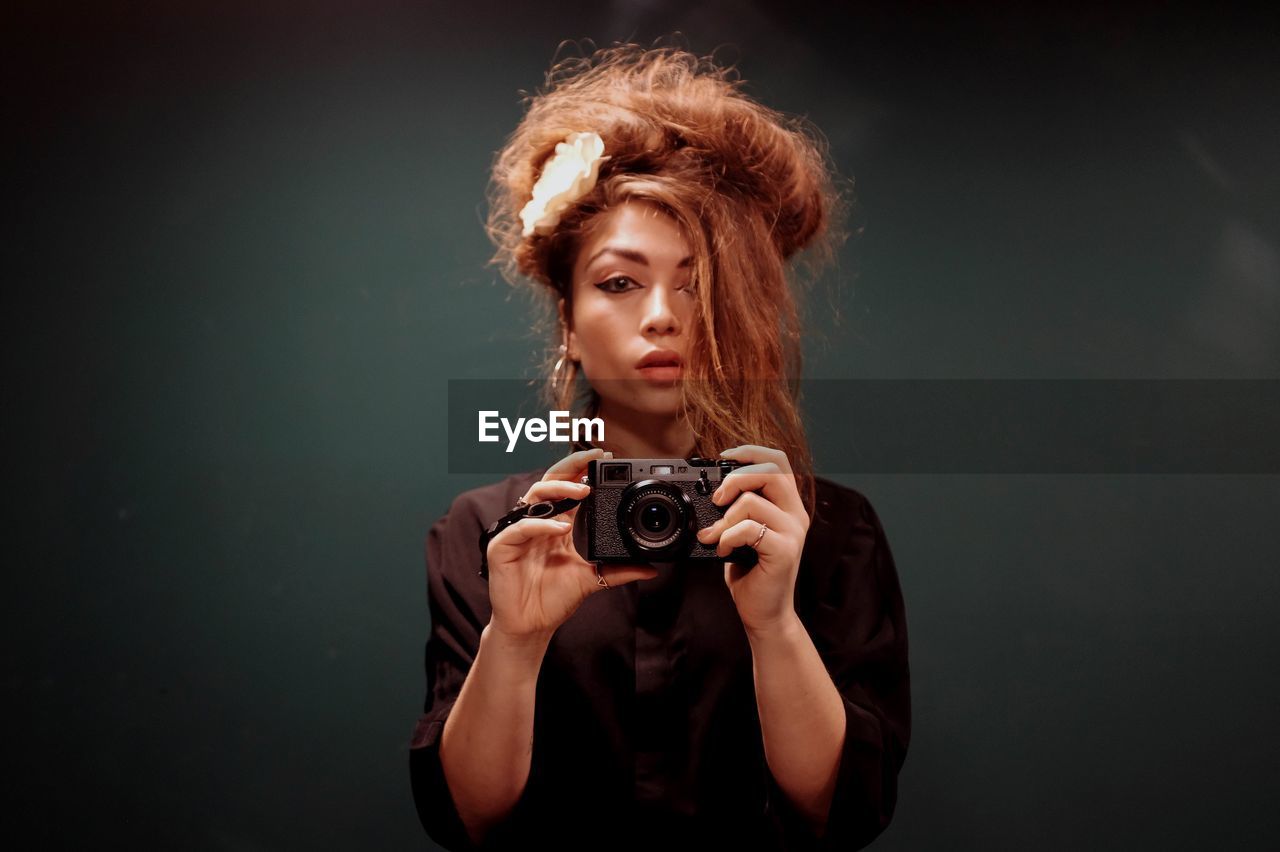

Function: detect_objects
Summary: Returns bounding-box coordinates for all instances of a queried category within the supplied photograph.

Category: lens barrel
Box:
[618,481,692,555]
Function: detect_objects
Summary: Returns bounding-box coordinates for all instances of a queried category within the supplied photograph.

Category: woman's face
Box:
[563,199,697,417]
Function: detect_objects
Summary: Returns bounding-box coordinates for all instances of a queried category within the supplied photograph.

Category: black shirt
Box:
[409,470,910,851]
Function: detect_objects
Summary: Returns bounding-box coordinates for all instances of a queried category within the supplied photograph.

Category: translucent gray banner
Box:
[446,379,1280,474]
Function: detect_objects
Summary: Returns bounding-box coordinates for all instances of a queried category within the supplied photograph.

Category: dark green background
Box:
[9,2,1279,849]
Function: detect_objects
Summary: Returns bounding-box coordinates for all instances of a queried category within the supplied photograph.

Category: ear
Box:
[557,297,579,361]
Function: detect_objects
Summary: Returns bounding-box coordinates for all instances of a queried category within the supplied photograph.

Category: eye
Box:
[595,276,639,293]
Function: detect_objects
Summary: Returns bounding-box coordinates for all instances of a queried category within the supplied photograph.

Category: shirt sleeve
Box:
[407,491,544,851]
[762,491,912,851]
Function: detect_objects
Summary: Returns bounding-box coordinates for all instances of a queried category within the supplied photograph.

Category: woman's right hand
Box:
[484,448,658,642]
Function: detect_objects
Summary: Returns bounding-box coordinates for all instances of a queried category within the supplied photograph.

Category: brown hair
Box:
[485,41,849,517]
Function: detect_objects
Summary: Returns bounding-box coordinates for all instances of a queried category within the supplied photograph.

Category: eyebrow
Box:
[585,246,694,269]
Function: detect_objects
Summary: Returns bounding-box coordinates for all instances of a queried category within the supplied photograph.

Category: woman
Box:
[410,44,910,851]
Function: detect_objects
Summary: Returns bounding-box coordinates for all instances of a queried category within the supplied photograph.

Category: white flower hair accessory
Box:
[519,131,609,238]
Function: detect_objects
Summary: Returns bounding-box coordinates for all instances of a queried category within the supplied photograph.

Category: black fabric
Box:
[409,470,910,851]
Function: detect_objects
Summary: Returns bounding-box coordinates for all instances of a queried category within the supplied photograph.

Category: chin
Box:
[599,386,683,419]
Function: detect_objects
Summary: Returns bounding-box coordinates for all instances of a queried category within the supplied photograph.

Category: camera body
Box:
[583,457,759,567]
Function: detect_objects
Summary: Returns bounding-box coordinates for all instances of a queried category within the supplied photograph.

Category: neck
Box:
[593,398,697,460]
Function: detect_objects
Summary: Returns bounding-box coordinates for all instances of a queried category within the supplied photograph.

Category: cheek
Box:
[573,301,625,356]
[578,328,619,363]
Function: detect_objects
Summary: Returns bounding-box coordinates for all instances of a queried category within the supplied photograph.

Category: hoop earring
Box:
[551,344,572,397]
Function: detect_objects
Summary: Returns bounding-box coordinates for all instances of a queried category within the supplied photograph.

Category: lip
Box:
[635,349,683,384]
[637,364,683,383]
[635,349,684,369]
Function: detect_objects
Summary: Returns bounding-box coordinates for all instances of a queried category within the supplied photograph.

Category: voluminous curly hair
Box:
[485,41,849,517]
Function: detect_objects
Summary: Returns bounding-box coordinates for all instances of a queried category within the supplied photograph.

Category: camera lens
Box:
[618,482,690,554]
[638,500,673,537]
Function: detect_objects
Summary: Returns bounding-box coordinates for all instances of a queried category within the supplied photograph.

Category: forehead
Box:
[574,200,690,275]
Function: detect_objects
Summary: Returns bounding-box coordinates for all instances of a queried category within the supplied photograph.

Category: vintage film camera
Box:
[582,457,759,567]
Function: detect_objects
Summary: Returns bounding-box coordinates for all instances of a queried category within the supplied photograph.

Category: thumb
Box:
[593,563,661,591]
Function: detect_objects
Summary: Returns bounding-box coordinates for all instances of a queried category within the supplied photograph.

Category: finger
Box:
[714,518,770,560]
[521,479,591,520]
[720,445,793,475]
[488,517,573,553]
[519,478,593,524]
[544,447,614,481]
[712,468,803,515]
[720,462,780,477]
[697,492,788,545]
[716,461,781,495]
[522,479,591,502]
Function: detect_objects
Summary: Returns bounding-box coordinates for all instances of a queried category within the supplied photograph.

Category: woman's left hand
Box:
[695,445,810,635]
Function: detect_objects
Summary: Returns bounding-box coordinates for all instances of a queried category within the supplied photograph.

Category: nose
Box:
[641,284,681,337]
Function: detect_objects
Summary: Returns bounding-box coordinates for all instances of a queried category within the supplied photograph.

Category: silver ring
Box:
[596,564,611,590]
[751,523,769,549]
